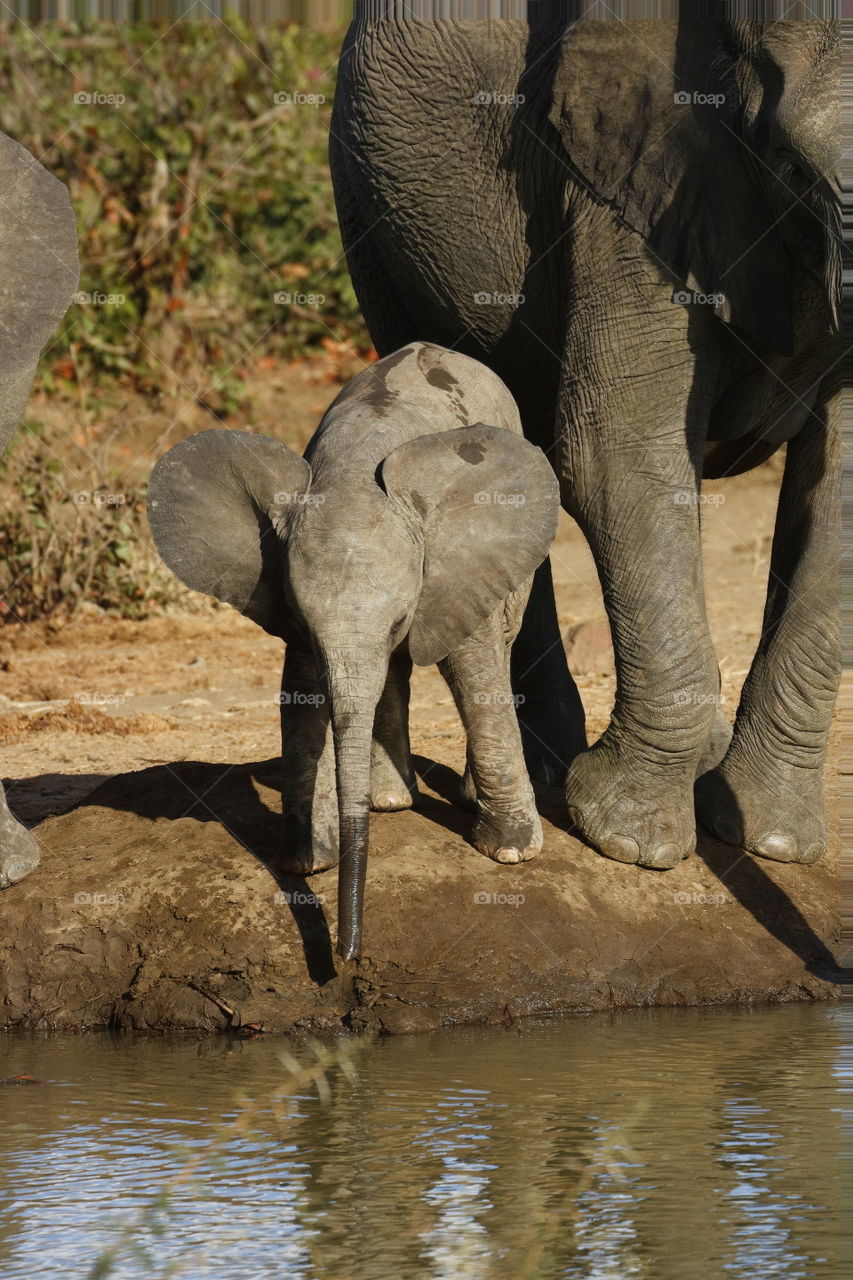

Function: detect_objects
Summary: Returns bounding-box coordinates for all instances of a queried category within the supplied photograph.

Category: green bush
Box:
[0,20,367,396]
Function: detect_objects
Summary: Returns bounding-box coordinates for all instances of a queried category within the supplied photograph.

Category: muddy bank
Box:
[0,756,839,1035]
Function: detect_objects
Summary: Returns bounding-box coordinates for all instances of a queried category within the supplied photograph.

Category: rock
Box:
[565,617,615,677]
[0,758,839,1035]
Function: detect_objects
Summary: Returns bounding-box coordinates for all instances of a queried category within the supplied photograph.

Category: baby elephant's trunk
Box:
[321,643,388,962]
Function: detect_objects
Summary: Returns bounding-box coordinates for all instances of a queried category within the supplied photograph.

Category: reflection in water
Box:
[0,1003,843,1279]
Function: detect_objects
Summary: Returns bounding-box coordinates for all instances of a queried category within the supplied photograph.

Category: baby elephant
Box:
[148,342,559,960]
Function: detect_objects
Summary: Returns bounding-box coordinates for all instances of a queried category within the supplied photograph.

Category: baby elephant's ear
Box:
[381,424,560,666]
[147,429,311,637]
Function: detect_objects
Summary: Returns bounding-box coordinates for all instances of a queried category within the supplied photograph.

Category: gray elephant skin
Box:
[148,342,560,958]
[0,132,80,890]
[330,12,841,872]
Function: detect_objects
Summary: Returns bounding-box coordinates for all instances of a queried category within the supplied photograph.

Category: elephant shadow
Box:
[10,755,479,988]
[415,754,842,989]
[9,755,842,989]
[694,826,842,986]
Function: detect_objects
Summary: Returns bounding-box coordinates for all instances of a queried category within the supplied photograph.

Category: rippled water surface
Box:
[0,1003,845,1279]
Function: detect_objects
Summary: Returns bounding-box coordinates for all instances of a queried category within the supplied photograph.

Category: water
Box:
[0,1003,845,1280]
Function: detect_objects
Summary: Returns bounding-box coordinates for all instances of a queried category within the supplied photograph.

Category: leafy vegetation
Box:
[0,19,365,396]
[0,20,372,624]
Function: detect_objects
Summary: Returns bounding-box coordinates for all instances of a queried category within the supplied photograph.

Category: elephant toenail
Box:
[643,843,684,870]
[753,833,796,862]
[372,792,408,811]
[600,835,640,864]
[495,848,521,864]
[1,859,38,887]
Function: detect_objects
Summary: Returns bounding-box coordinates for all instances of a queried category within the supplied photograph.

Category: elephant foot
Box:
[516,699,586,788]
[369,752,418,812]
[0,803,40,890]
[472,804,543,866]
[695,709,733,778]
[277,809,339,875]
[369,786,415,812]
[566,743,694,869]
[695,759,826,864]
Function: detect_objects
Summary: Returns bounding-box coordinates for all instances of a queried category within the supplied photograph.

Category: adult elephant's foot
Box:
[472,801,543,865]
[278,807,339,875]
[0,803,40,889]
[695,759,826,864]
[566,742,694,869]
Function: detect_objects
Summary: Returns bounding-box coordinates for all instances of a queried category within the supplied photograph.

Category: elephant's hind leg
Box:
[370,650,418,811]
[696,706,733,777]
[696,394,840,864]
[511,557,587,787]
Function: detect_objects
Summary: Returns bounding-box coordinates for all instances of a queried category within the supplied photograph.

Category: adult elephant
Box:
[330,11,840,870]
[0,132,79,888]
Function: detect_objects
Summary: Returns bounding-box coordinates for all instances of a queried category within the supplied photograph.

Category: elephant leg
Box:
[0,781,39,890]
[279,641,339,874]
[370,649,418,811]
[696,397,840,863]
[560,388,719,869]
[439,614,542,865]
[511,558,587,787]
[329,136,418,359]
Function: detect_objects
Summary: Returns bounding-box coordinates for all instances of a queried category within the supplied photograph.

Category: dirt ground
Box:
[0,367,842,1033]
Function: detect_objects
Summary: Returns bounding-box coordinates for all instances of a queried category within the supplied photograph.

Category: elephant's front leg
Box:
[0,781,40,890]
[696,396,840,863]
[279,640,339,874]
[279,642,418,873]
[439,612,542,865]
[561,391,719,869]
